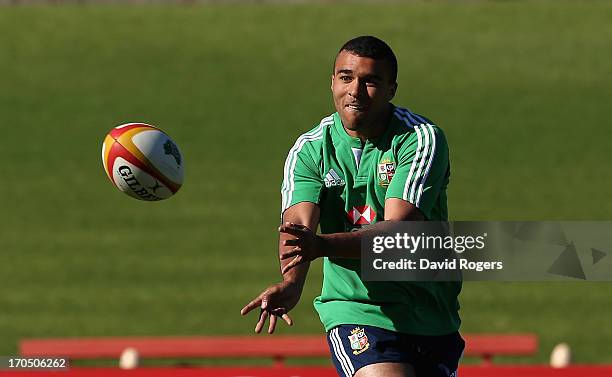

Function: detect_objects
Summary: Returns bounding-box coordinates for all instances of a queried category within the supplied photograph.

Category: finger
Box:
[268,314,277,334]
[281,255,303,274]
[281,313,293,326]
[282,255,303,274]
[284,222,309,230]
[278,226,307,238]
[255,310,268,333]
[241,297,262,316]
[283,238,300,247]
[280,247,301,260]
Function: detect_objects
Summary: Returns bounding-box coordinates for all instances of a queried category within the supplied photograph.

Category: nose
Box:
[348,79,364,99]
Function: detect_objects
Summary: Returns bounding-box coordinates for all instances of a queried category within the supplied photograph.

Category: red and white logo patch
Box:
[347,206,376,225]
[348,327,370,355]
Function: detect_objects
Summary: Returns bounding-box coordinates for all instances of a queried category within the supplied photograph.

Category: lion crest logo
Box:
[348,327,370,355]
[377,158,396,187]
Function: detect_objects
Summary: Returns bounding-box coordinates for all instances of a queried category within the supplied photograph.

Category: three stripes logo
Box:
[324,169,345,188]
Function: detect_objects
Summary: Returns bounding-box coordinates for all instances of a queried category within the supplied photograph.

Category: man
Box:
[241,36,463,377]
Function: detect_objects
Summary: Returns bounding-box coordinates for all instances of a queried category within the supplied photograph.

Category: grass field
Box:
[1,1,611,364]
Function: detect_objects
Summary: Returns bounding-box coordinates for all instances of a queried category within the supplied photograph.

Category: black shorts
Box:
[326,324,464,377]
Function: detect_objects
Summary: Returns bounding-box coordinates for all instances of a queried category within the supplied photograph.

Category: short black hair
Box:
[337,36,398,83]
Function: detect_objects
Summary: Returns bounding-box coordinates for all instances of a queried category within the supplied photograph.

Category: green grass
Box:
[1,1,611,364]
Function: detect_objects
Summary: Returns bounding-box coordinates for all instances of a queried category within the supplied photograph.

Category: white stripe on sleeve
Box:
[403,124,423,201]
[281,116,332,212]
[415,124,437,206]
[409,124,431,203]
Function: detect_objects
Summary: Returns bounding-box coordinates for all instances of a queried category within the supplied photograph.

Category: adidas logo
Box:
[324,169,345,188]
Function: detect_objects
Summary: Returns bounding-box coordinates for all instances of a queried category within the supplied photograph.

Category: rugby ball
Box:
[102,123,184,201]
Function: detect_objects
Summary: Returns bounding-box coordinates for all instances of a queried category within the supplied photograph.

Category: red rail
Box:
[3,366,612,377]
[20,333,538,366]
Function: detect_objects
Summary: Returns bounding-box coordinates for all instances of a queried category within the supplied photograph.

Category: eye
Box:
[339,75,352,83]
[365,79,380,87]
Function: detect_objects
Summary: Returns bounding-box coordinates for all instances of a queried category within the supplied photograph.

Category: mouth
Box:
[345,103,367,112]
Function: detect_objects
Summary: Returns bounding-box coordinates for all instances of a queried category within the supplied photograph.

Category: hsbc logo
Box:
[347,206,376,225]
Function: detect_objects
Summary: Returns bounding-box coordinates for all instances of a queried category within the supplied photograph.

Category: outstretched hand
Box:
[279,222,324,274]
[240,281,300,334]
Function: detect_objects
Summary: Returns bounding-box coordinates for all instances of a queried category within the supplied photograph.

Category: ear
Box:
[330,74,334,91]
[388,82,398,100]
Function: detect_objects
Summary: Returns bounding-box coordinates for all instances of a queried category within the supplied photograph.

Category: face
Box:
[331,51,397,134]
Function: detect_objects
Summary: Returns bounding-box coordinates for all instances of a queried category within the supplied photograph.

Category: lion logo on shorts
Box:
[348,327,370,355]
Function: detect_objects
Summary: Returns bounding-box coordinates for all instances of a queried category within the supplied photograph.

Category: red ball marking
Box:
[109,123,159,140]
[107,141,179,193]
[103,140,118,186]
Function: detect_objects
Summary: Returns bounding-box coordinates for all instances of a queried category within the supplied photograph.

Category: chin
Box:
[341,113,365,130]
[343,121,358,130]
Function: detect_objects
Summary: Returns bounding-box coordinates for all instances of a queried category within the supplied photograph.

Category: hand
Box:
[279,222,324,274]
[240,281,300,334]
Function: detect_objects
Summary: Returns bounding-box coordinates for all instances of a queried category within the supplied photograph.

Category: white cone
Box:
[119,347,140,369]
[550,342,571,368]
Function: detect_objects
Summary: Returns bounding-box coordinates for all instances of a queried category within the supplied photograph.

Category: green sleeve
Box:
[280,143,323,214]
[385,125,449,219]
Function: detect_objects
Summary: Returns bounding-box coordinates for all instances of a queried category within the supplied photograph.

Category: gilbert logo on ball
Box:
[102,123,184,201]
